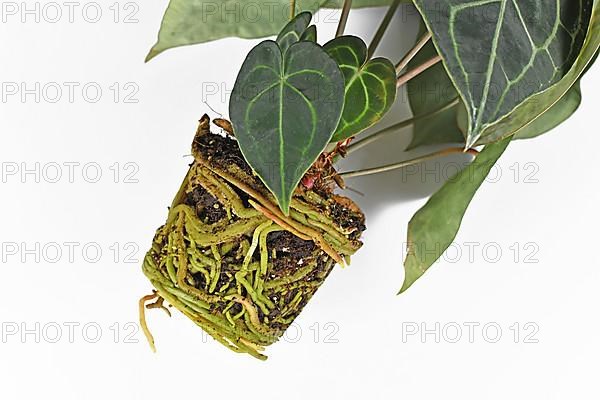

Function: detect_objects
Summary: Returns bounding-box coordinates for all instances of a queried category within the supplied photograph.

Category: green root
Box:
[140,115,365,360]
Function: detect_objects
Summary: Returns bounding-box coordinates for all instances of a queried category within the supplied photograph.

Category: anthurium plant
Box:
[139,0,600,359]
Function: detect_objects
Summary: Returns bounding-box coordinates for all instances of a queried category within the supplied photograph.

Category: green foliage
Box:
[478,2,600,144]
[400,137,512,293]
[402,2,599,291]
[146,0,328,61]
[324,0,406,6]
[229,38,345,214]
[405,23,464,150]
[276,11,313,53]
[146,0,402,61]
[324,36,397,141]
[147,0,600,295]
[299,25,317,42]
[413,0,597,147]
[407,17,592,146]
[512,83,581,140]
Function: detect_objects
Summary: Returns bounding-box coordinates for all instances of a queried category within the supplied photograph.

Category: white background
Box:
[1,2,599,399]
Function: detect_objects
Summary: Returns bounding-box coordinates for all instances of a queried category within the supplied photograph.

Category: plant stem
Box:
[396,31,432,74]
[339,147,479,179]
[367,0,401,59]
[290,0,296,19]
[336,0,353,37]
[397,55,442,88]
[342,98,460,158]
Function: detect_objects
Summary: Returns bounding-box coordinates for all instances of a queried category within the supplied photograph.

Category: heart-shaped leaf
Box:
[456,81,584,141]
[401,5,600,293]
[230,40,345,214]
[407,20,590,147]
[401,136,512,293]
[324,36,397,142]
[276,11,312,54]
[413,0,597,147]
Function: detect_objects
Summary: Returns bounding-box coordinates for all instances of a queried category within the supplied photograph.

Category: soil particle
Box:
[184,185,227,224]
[194,128,366,242]
[267,231,317,277]
[192,271,207,289]
[193,132,254,176]
[329,201,366,240]
[229,302,242,315]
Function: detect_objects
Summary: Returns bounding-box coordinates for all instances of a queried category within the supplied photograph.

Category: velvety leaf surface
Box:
[277,12,312,53]
[478,1,600,144]
[146,0,409,61]
[406,23,464,150]
[413,0,595,146]
[324,36,397,141]
[230,41,345,214]
[400,136,512,293]
[146,0,328,61]
[300,25,318,42]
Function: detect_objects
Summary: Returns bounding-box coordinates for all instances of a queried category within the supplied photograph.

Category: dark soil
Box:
[193,130,254,176]
[193,126,366,238]
[185,119,365,326]
[267,231,318,277]
[329,197,366,241]
[184,185,227,224]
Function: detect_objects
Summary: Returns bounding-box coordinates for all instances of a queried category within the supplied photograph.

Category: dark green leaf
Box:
[400,137,512,293]
[299,25,317,42]
[413,0,596,146]
[230,41,345,214]
[479,2,600,144]
[406,23,464,150]
[324,36,397,142]
[276,12,312,54]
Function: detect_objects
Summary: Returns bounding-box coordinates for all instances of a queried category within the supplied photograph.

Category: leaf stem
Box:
[342,97,460,158]
[397,55,442,88]
[336,0,353,37]
[396,31,432,74]
[290,0,296,19]
[367,0,401,59]
[339,147,479,179]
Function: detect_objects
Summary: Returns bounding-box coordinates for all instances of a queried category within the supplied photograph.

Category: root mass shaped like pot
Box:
[141,115,366,360]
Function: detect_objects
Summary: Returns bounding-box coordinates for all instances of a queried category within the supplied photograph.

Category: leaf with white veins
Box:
[413,0,596,146]
[230,40,345,214]
[324,36,397,142]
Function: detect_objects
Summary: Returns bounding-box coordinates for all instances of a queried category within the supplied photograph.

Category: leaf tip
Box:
[145,46,161,63]
[398,280,413,295]
[277,198,291,217]
[398,261,415,295]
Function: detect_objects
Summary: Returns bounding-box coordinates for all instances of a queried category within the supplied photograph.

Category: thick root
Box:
[140,115,365,359]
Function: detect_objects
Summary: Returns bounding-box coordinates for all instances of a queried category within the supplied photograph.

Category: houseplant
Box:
[139,0,600,359]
